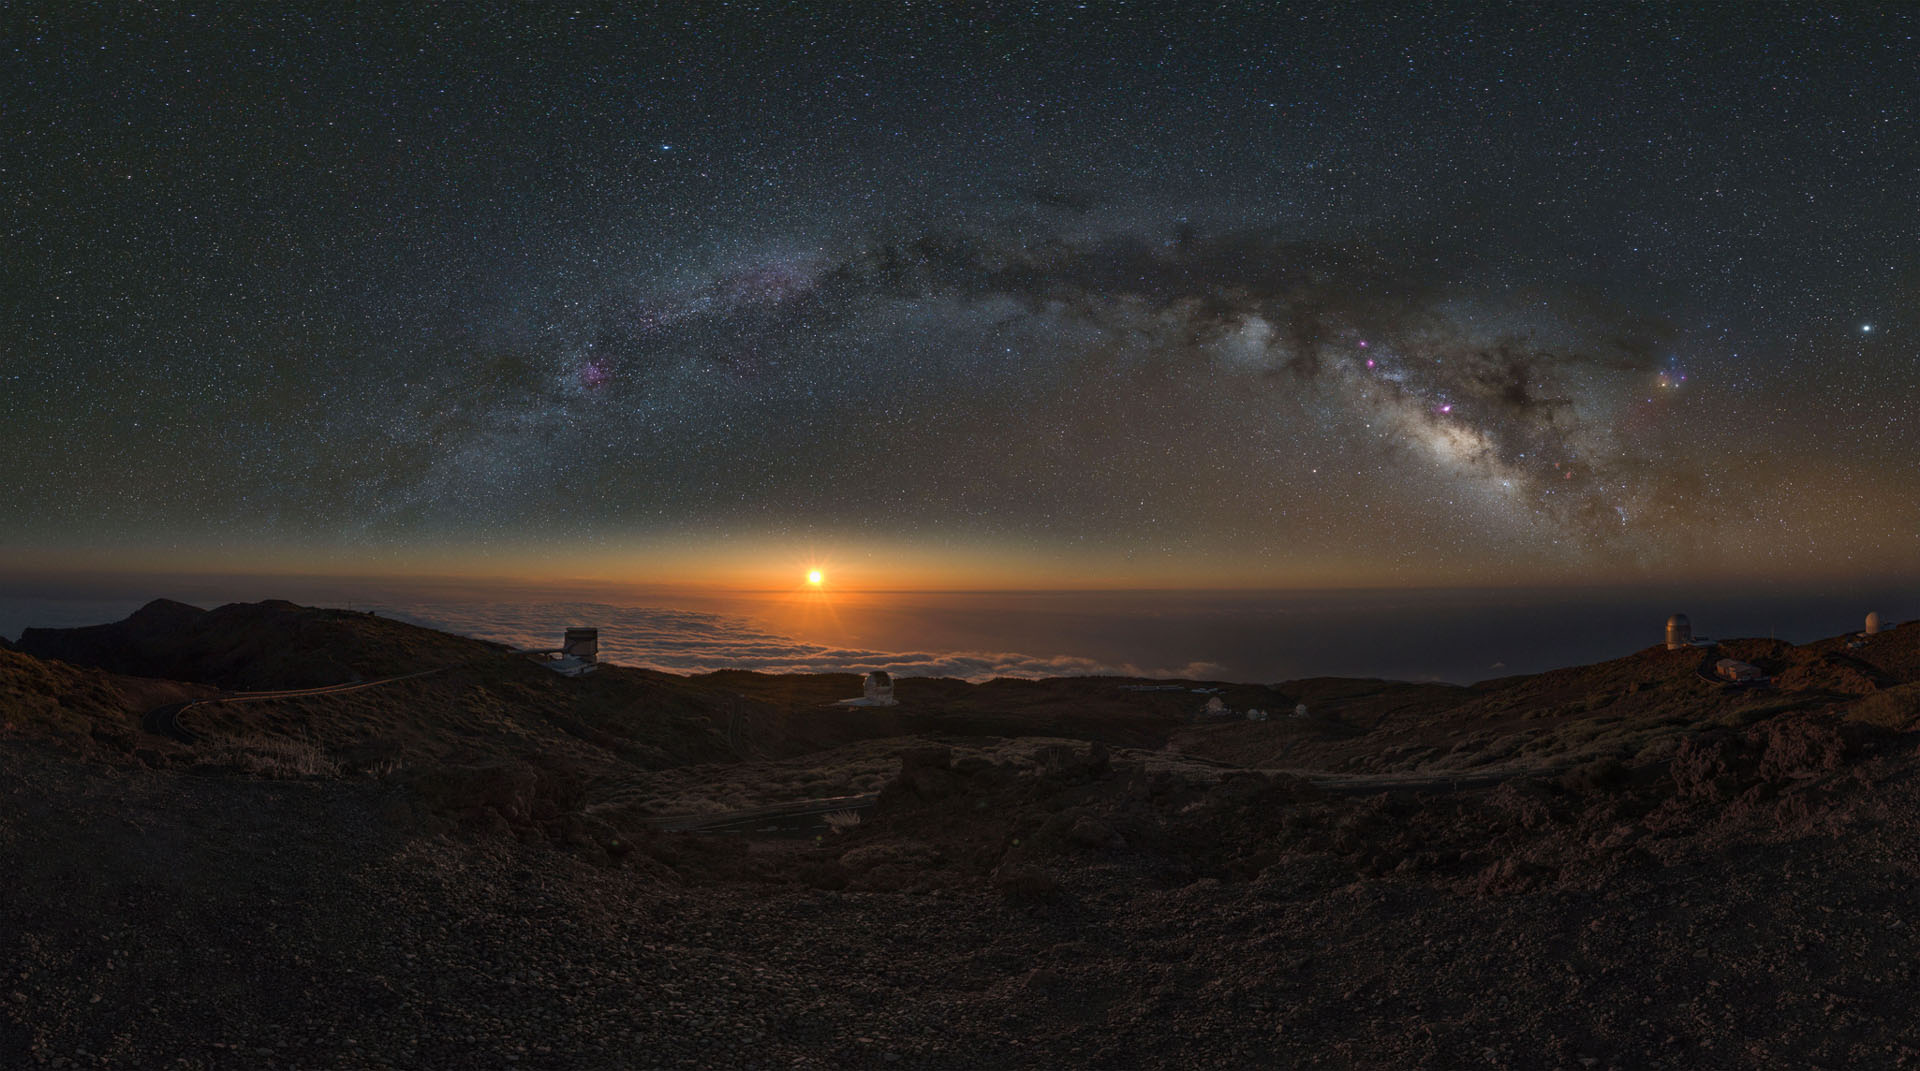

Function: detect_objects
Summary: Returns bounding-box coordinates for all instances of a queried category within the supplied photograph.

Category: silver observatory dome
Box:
[1666,613,1693,650]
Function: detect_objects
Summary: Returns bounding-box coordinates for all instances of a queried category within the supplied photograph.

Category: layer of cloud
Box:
[377,601,1224,682]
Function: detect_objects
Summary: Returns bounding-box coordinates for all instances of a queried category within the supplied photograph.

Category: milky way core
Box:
[3,6,1915,587]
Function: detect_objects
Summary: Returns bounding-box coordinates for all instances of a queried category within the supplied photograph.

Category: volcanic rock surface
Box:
[5,601,1920,1068]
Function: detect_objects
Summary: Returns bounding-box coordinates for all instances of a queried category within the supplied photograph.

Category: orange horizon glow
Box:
[5,536,1920,596]
[0,538,1530,591]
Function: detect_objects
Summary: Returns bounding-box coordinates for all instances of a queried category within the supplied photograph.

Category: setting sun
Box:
[807,569,824,585]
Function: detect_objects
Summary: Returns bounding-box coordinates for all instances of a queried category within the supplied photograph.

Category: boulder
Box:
[991,862,1060,900]
[411,763,541,824]
[876,745,964,808]
[1066,815,1125,851]
[1035,741,1111,781]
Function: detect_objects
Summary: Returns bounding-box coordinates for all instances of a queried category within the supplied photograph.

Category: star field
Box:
[2,4,1916,585]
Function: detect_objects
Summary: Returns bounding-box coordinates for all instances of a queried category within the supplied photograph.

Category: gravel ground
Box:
[8,615,1920,1068]
[9,724,1920,1070]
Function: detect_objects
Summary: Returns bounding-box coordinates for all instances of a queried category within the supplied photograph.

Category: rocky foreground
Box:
[5,601,1920,1069]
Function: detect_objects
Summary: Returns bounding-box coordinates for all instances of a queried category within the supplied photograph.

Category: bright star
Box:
[1861,323,1874,333]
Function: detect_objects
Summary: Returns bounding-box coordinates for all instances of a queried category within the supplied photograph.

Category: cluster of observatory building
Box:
[1668,610,1891,684]
[1666,610,1887,651]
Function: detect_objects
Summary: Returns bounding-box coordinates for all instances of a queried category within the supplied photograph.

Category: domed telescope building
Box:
[1666,613,1693,650]
[835,671,898,707]
[563,627,599,663]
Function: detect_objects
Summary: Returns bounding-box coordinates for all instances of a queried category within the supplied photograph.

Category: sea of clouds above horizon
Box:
[375,601,1224,683]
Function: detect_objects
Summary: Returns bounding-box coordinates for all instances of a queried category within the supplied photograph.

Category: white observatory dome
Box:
[1666,613,1693,650]
[1866,611,1882,635]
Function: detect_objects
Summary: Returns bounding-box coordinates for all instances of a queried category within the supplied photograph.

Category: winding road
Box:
[141,668,448,743]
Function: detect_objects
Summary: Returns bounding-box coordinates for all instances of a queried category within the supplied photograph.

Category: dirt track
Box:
[140,667,448,743]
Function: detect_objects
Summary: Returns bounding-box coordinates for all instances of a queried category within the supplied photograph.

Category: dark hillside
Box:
[8,605,1920,1068]
[0,647,209,757]
[17,598,510,689]
[1173,627,1920,776]
[700,670,1284,755]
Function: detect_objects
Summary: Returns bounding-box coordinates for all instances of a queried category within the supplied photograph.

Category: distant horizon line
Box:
[3,567,1918,597]
[7,575,1920,600]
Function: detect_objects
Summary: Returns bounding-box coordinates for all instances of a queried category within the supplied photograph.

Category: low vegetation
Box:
[198,732,341,778]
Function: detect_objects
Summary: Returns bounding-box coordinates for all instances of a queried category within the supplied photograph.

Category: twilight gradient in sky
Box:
[3,5,1916,587]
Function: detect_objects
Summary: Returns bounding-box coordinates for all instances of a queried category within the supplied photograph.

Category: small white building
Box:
[1715,658,1763,683]
[1865,611,1882,636]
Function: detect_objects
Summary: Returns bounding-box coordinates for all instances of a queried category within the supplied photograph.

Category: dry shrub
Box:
[822,810,863,834]
[201,733,340,778]
[1754,717,1851,781]
[1847,683,1920,731]
[1560,755,1627,794]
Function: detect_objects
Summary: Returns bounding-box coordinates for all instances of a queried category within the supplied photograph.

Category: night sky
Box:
[5,4,1916,589]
